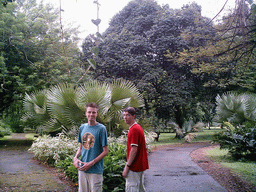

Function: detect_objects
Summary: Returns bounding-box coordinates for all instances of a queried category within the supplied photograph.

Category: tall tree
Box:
[82,0,215,127]
[0,0,82,131]
[169,0,256,92]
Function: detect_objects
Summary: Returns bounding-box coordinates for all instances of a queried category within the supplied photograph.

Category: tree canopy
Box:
[82,0,216,127]
[0,0,83,131]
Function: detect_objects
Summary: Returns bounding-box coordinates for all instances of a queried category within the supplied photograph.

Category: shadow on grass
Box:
[0,139,33,146]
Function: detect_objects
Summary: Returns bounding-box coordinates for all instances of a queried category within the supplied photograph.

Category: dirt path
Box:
[0,134,77,192]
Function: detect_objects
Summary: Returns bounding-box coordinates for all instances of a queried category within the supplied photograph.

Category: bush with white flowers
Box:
[108,131,157,151]
[29,133,79,165]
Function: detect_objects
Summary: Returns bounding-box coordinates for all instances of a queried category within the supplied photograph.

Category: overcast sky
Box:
[42,0,237,44]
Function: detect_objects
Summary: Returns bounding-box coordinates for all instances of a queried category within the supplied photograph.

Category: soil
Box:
[190,145,256,192]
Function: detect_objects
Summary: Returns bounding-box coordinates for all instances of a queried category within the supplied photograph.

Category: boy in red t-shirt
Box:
[122,107,149,192]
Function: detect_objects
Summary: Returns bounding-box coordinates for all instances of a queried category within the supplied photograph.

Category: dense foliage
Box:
[22,80,144,136]
[0,0,82,132]
[215,122,256,161]
[0,120,12,137]
[82,0,218,128]
[103,143,126,192]
[214,93,256,160]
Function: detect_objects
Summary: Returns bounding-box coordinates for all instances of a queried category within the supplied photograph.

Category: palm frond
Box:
[22,89,50,129]
[77,80,110,111]
[215,92,256,125]
[47,83,84,132]
[111,78,144,108]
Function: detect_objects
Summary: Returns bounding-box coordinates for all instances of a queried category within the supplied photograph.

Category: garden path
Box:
[144,142,228,192]
[0,133,77,191]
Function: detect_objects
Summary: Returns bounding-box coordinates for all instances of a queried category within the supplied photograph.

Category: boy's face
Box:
[85,107,98,122]
[123,111,135,125]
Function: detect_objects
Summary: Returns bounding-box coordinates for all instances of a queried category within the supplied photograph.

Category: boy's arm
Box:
[79,145,109,171]
[73,144,82,168]
[122,145,138,178]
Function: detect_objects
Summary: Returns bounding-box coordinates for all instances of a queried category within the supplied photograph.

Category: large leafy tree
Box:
[0,0,82,131]
[82,0,215,127]
[169,0,256,92]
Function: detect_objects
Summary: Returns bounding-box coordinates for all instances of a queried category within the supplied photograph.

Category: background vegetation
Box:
[1,0,256,190]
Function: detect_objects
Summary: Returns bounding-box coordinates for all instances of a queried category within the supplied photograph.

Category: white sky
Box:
[42,0,237,45]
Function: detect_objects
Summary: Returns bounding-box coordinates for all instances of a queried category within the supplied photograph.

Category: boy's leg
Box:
[126,171,145,192]
[89,173,103,192]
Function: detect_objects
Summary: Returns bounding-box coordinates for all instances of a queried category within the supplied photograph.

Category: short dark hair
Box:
[86,102,99,111]
[124,107,136,116]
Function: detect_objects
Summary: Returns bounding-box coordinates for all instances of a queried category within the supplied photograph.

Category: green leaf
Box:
[87,59,96,69]
[89,46,99,56]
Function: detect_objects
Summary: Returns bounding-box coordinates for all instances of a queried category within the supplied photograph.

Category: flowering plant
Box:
[29,133,79,165]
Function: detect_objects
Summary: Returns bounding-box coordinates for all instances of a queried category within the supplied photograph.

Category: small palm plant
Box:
[214,92,256,126]
[100,79,144,135]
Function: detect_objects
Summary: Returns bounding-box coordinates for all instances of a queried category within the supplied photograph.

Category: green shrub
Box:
[55,141,127,191]
[0,120,12,136]
[103,142,126,192]
[57,155,78,182]
[215,122,256,161]
[28,134,79,165]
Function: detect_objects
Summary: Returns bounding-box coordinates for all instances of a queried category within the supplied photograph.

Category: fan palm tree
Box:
[101,79,144,134]
[46,83,84,133]
[23,79,144,136]
[214,92,256,126]
[22,89,50,131]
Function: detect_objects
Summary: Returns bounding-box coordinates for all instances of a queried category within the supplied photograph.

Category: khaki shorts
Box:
[78,171,103,192]
[126,170,146,192]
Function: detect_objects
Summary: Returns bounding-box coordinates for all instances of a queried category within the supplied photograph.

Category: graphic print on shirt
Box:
[82,132,95,150]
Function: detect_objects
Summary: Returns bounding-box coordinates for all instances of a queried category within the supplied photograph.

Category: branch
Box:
[207,0,229,25]
[59,0,70,76]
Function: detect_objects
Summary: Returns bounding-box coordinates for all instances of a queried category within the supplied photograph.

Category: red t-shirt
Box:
[127,123,149,172]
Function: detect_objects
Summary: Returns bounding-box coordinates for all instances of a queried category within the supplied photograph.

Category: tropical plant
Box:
[22,89,50,131]
[214,92,256,126]
[215,122,256,160]
[103,142,126,192]
[22,79,144,136]
[47,83,84,134]
[103,79,144,135]
[214,92,256,160]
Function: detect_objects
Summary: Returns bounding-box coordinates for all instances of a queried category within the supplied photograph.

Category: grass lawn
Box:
[206,146,256,186]
[0,133,37,146]
[0,133,38,140]
[152,127,222,146]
